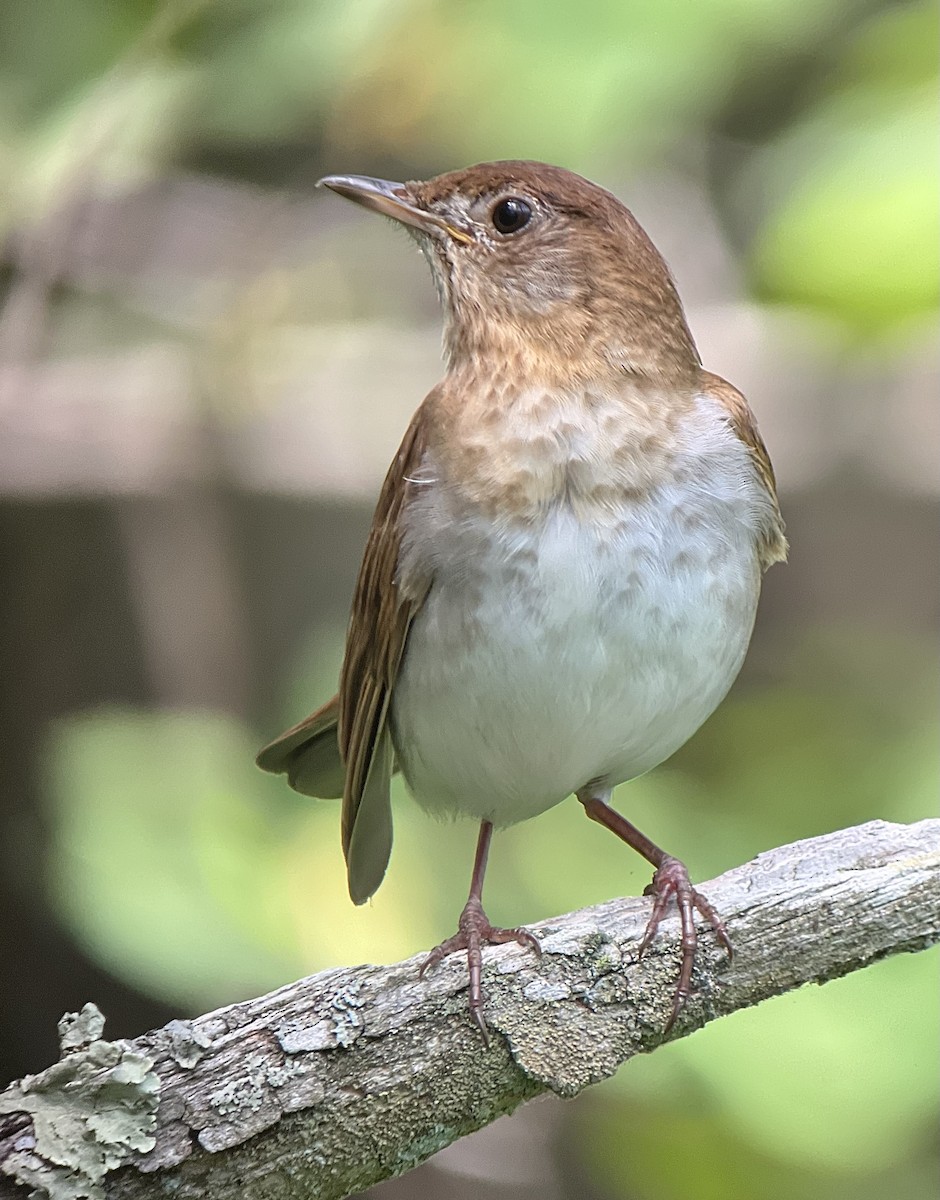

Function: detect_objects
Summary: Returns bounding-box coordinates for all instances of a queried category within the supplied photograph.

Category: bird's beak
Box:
[317,174,472,243]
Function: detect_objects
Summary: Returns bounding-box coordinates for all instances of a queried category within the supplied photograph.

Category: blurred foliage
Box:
[44,709,298,1005]
[2,0,936,331]
[750,2,939,331]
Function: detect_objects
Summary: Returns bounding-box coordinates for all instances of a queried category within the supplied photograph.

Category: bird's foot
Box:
[639,855,733,1033]
[419,897,541,1043]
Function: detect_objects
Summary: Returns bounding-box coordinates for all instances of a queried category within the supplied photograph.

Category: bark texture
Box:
[1,817,937,1200]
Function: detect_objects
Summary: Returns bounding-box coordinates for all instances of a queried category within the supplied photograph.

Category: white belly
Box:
[390,482,760,826]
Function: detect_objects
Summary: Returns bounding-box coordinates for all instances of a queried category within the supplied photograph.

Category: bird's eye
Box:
[491,197,532,235]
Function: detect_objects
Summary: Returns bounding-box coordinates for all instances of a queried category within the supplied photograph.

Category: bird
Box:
[257,160,786,1040]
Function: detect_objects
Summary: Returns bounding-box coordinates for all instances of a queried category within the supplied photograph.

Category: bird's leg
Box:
[578,791,732,1032]
[419,819,541,1042]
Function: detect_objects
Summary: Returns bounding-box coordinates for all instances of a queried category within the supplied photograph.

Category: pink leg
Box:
[578,791,732,1031]
[420,820,541,1042]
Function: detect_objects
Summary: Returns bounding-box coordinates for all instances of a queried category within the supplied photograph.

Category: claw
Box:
[419,896,541,1040]
[640,855,732,1030]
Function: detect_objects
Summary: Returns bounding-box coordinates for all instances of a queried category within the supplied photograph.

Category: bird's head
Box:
[319,160,699,384]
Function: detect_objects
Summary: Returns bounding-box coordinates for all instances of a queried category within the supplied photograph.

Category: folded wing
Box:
[256,404,432,904]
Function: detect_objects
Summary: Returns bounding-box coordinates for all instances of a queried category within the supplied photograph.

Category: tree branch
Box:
[2,818,938,1200]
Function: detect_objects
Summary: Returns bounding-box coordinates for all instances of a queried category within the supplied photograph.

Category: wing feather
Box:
[700,371,787,570]
[255,695,344,799]
[255,403,431,905]
[337,405,431,900]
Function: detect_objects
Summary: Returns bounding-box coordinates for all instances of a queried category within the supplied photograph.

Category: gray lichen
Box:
[164,1020,212,1071]
[0,1005,159,1200]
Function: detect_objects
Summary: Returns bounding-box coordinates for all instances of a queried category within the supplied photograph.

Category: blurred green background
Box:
[0,1,936,1197]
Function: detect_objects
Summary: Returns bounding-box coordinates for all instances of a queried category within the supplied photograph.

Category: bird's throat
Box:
[424,370,695,523]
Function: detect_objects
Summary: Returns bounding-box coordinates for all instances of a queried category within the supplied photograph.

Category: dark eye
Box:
[491,197,532,235]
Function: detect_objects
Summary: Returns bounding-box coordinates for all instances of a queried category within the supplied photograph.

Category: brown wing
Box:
[255,695,344,799]
[255,403,431,904]
[338,405,431,903]
[701,371,788,570]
